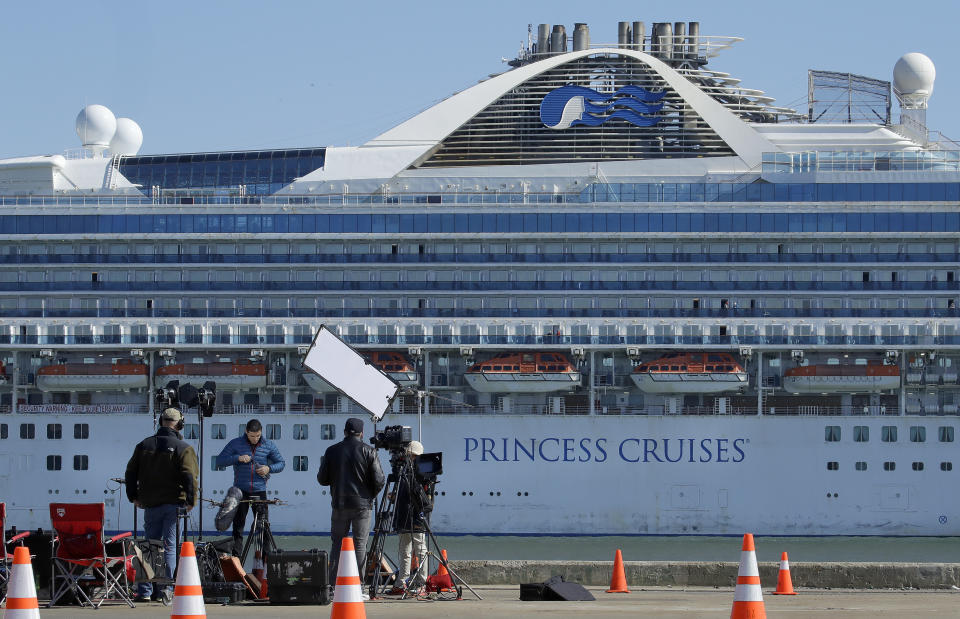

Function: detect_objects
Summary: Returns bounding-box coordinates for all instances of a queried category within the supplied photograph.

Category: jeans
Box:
[138,503,179,597]
[397,532,427,588]
[330,507,372,583]
[232,490,267,557]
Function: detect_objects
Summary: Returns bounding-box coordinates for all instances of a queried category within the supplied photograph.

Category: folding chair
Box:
[48,502,136,608]
[1,502,32,605]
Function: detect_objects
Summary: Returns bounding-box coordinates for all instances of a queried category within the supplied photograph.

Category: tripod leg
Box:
[424,526,482,600]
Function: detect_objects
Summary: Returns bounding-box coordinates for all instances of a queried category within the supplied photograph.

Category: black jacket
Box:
[125,427,199,508]
[317,435,385,510]
[393,467,433,533]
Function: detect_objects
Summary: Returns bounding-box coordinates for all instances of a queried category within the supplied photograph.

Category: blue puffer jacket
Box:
[215,436,285,493]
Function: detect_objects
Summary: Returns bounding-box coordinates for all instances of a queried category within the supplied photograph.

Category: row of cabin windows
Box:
[825,425,954,443]
[211,455,309,472]
[3,423,334,442]
[45,455,89,470]
[827,461,953,471]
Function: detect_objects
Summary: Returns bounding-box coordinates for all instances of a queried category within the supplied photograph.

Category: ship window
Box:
[826,461,839,470]
[853,426,869,442]
[293,456,309,472]
[671,366,680,371]
[493,366,502,371]
[320,424,335,440]
[941,462,953,471]
[513,366,520,371]
[211,456,227,472]
[293,424,309,440]
[824,426,841,442]
[912,461,924,471]
[0,423,6,439]
[266,424,281,440]
[47,423,62,440]
[537,366,546,371]
[939,427,955,442]
[883,461,896,471]
[238,425,246,437]
[183,424,199,440]
[46,455,61,471]
[855,461,868,471]
[211,424,226,440]
[20,423,35,439]
[73,455,89,471]
[910,426,927,442]
[882,426,898,442]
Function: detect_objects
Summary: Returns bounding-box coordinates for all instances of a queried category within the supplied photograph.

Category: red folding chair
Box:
[48,502,135,608]
[1,502,32,605]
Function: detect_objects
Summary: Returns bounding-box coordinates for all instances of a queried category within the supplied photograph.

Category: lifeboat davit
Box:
[631,352,748,394]
[464,352,581,393]
[37,359,148,391]
[303,351,418,393]
[156,360,267,389]
[783,362,900,393]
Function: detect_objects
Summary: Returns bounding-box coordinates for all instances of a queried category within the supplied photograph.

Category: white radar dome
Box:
[894,52,936,96]
[75,104,117,148]
[109,118,143,156]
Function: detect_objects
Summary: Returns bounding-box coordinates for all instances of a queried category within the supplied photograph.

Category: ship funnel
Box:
[618,21,630,48]
[652,23,673,59]
[632,21,645,51]
[687,22,700,59]
[537,23,551,56]
[573,23,589,51]
[673,22,686,60]
[550,24,567,55]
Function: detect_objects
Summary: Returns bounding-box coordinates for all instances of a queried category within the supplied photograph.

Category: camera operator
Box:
[389,440,433,595]
[317,417,385,585]
[215,418,285,557]
[124,407,198,604]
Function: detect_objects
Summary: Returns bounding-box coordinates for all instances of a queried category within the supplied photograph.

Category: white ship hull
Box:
[631,373,748,394]
[36,374,148,392]
[783,375,901,393]
[464,373,582,393]
[154,374,267,390]
[1,412,956,536]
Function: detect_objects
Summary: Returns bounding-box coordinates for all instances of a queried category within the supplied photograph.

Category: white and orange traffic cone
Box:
[730,533,766,619]
[3,546,39,619]
[331,537,365,619]
[606,549,630,593]
[434,549,454,592]
[170,541,206,619]
[771,551,798,595]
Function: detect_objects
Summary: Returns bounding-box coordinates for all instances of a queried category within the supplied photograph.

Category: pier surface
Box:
[34,586,960,618]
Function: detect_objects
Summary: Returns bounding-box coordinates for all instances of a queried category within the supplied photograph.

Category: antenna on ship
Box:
[893,52,936,145]
[75,104,143,159]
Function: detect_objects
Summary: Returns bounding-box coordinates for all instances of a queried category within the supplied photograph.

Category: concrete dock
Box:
[30,586,960,617]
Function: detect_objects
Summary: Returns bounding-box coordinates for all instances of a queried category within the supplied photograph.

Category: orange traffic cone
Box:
[606,549,630,593]
[331,537,365,619]
[434,549,454,592]
[3,546,39,619]
[771,551,798,595]
[170,541,206,619]
[730,533,766,619]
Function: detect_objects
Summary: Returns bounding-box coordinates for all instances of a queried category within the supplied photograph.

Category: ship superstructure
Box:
[0,20,958,536]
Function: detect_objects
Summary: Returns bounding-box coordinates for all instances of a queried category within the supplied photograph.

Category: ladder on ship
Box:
[103,154,122,190]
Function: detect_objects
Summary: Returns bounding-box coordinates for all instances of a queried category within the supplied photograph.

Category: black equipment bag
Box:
[202,581,246,605]
[519,575,595,601]
[266,549,330,605]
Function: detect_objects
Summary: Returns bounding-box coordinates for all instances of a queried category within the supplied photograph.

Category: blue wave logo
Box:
[540,84,666,129]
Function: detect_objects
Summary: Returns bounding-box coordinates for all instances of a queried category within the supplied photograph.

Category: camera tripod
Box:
[365,454,480,600]
[238,497,282,579]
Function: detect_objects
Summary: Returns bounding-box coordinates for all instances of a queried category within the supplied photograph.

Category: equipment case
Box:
[266,549,330,605]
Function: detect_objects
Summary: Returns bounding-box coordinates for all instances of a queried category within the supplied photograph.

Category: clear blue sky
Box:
[1,0,957,158]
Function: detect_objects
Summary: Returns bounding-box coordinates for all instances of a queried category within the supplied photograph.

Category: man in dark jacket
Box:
[125,407,199,603]
[215,418,285,557]
[317,417,385,583]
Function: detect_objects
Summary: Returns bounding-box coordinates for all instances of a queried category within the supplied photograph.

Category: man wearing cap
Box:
[215,418,285,557]
[389,440,433,595]
[317,417,385,583]
[125,407,199,604]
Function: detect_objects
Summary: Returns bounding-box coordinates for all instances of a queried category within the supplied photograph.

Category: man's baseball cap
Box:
[345,418,364,435]
[161,408,183,423]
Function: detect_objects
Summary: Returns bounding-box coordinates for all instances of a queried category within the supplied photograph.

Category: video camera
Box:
[370,425,412,452]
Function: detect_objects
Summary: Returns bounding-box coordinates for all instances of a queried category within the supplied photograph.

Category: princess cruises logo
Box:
[539,84,666,129]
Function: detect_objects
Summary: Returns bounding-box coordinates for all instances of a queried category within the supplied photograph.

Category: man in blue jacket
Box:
[215,418,285,556]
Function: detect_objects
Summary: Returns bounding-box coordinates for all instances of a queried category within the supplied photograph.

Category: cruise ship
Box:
[1,19,958,536]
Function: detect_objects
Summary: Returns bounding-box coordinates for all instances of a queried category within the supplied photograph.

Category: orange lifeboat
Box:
[464,352,581,393]
[37,359,148,392]
[304,351,418,392]
[631,352,748,394]
[156,360,267,389]
[783,362,900,393]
